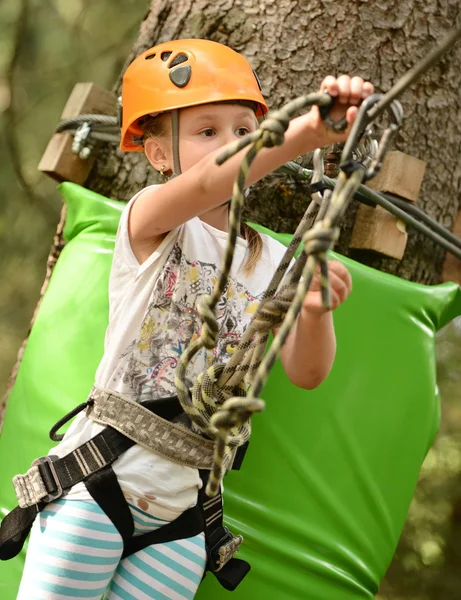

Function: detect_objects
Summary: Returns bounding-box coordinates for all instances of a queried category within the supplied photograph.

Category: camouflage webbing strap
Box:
[86,386,237,470]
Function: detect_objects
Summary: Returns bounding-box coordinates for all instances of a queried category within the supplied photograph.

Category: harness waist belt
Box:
[86,387,236,471]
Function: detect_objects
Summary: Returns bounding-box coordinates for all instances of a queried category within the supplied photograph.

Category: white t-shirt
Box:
[50,186,288,520]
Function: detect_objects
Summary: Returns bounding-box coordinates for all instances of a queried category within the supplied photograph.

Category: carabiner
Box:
[311,148,325,205]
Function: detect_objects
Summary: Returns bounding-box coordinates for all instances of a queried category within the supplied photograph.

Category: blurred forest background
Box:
[1,1,461,599]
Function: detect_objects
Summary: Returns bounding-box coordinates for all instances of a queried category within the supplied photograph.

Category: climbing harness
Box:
[2,26,461,590]
[1,391,250,590]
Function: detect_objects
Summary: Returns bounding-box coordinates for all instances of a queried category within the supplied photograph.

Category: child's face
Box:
[175,103,258,172]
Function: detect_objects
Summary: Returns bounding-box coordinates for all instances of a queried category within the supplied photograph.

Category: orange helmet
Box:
[120,39,268,152]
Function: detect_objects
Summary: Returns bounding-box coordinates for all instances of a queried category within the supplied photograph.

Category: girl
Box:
[16,39,373,599]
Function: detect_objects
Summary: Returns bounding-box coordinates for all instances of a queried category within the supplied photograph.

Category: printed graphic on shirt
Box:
[117,242,261,402]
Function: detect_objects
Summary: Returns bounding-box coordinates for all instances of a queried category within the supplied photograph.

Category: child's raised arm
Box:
[129,76,373,261]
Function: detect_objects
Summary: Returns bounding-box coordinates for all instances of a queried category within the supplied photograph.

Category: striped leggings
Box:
[17,498,206,600]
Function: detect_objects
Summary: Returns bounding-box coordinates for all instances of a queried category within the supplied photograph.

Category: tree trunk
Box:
[86,0,461,285]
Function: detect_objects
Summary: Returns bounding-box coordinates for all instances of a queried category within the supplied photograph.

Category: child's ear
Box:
[144,138,172,174]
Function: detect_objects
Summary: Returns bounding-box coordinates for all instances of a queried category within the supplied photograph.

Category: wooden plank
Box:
[350,204,408,260]
[366,150,426,202]
[38,83,116,184]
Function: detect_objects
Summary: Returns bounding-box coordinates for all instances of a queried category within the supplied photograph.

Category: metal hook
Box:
[72,122,94,160]
[339,94,404,181]
[311,148,325,205]
[364,99,403,180]
[353,129,379,162]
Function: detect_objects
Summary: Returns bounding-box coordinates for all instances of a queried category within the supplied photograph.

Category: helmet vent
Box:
[169,53,188,68]
[145,53,156,60]
[161,51,172,61]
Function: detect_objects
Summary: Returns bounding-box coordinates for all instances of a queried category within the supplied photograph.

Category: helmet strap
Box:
[171,110,182,177]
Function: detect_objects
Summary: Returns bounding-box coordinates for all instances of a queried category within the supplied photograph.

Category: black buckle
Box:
[207,527,243,572]
[33,456,63,502]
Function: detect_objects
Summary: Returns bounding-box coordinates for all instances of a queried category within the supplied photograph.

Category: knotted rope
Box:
[174,92,365,495]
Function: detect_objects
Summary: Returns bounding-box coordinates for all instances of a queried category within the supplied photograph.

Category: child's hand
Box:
[302,260,352,315]
[310,76,374,144]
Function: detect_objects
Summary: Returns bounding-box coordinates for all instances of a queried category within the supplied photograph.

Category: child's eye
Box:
[200,128,215,137]
[236,127,250,137]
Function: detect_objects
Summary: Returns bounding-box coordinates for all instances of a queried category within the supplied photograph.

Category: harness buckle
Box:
[13,455,62,508]
[34,456,63,503]
[208,527,243,572]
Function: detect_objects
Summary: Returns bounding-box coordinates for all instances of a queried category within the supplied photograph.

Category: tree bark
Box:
[86,0,461,286]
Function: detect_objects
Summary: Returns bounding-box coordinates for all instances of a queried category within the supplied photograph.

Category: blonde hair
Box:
[141,114,263,276]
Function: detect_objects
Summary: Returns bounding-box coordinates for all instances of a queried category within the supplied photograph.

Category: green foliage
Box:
[378,320,461,599]
[0,0,147,390]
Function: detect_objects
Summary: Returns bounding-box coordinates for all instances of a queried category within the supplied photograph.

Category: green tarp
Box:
[1,182,460,599]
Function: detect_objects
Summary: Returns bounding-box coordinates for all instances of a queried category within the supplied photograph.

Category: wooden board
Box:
[38,83,116,184]
[350,204,408,260]
[366,150,426,203]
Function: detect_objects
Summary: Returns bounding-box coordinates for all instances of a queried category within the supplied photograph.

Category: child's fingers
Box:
[311,261,351,288]
[329,288,341,309]
[362,81,375,98]
[320,75,339,96]
[307,272,349,308]
[346,105,358,127]
[328,270,349,304]
[320,76,374,106]
[336,75,351,104]
[350,76,365,105]
[328,260,352,288]
[328,261,352,301]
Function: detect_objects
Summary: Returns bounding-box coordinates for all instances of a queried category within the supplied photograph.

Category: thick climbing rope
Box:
[55,114,119,134]
[174,90,403,495]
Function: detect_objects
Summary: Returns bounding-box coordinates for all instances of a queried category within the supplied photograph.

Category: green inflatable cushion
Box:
[0,182,460,600]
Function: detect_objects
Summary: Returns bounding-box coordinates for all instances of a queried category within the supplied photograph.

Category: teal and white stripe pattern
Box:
[17,498,206,600]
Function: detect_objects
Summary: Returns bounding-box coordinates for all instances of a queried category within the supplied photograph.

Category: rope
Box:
[285,165,461,260]
[174,90,403,496]
[55,115,120,159]
[55,114,119,132]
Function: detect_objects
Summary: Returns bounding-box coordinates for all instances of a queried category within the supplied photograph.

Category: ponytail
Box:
[241,222,263,276]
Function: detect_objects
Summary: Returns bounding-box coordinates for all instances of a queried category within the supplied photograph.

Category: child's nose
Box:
[224,130,238,145]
